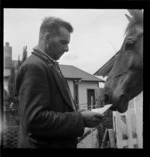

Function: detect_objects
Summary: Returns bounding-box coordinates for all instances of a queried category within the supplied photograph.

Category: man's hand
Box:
[80,110,104,128]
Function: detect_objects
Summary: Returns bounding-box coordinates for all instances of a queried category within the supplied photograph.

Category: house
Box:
[94,53,143,148]
[4,42,104,110]
[59,64,104,110]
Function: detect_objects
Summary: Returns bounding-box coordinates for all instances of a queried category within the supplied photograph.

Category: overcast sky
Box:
[4,9,130,75]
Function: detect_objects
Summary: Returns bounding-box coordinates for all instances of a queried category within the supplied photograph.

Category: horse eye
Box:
[126,37,136,45]
[125,37,136,50]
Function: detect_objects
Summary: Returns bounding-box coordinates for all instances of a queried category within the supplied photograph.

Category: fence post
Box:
[91,96,93,110]
[90,96,93,148]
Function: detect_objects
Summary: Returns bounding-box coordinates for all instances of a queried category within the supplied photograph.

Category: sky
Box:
[4,9,130,75]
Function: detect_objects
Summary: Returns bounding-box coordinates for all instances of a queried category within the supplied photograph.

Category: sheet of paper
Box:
[91,104,112,114]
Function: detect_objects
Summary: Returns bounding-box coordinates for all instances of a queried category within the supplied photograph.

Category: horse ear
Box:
[128,9,142,17]
[128,9,134,16]
[125,14,132,22]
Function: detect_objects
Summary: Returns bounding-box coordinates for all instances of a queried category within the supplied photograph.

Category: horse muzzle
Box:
[104,92,129,113]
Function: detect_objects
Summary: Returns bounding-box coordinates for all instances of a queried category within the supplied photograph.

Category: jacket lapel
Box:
[49,64,76,111]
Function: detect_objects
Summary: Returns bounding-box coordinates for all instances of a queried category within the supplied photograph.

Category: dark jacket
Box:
[15,49,84,148]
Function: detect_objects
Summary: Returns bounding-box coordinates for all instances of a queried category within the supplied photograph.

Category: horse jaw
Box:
[117,97,128,113]
[110,94,129,113]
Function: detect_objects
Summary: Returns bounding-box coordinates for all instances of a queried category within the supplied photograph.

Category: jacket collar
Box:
[33,46,58,65]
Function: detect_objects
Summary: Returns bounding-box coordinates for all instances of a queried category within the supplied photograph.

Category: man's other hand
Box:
[80,110,104,128]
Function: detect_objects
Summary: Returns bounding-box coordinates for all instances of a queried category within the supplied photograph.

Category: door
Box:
[87,89,95,110]
[74,81,79,105]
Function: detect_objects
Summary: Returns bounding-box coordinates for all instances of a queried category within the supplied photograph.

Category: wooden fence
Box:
[78,91,143,149]
[112,92,143,148]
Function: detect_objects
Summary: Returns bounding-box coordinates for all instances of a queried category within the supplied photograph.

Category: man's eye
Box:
[60,41,67,45]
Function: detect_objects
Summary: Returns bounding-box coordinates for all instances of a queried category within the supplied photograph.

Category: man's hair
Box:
[40,16,73,36]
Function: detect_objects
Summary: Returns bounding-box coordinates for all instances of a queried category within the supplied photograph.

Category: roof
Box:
[60,64,104,82]
[4,60,104,82]
[94,52,119,77]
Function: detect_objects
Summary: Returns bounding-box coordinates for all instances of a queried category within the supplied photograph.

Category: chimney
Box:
[4,42,13,68]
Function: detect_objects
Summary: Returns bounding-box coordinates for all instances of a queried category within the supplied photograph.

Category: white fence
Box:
[77,91,143,148]
[113,92,143,148]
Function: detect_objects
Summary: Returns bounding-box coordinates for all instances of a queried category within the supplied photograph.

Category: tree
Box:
[17,46,28,68]
[22,46,28,63]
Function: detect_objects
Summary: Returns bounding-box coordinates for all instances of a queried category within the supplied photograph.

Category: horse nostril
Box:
[104,94,110,104]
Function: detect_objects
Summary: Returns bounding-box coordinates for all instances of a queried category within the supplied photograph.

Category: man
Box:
[16,17,104,148]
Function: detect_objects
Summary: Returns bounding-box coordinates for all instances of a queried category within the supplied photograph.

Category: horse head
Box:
[104,9,143,113]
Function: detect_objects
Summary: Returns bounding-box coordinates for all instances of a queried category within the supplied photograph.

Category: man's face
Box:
[46,26,71,60]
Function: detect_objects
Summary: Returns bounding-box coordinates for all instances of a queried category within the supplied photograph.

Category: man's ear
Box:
[45,32,51,42]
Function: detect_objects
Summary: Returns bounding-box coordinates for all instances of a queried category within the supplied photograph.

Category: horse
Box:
[103,9,143,113]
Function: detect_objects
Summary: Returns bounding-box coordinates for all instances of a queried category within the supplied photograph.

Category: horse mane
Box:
[125,10,143,36]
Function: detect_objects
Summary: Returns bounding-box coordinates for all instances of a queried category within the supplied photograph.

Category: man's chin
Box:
[55,53,63,60]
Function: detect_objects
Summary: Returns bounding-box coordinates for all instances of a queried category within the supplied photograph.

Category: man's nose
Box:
[64,45,69,52]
